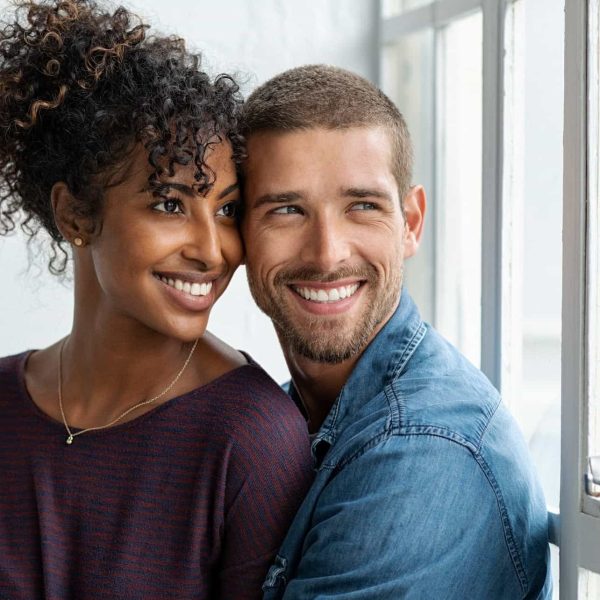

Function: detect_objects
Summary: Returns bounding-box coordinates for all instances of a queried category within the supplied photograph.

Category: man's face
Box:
[242,126,423,364]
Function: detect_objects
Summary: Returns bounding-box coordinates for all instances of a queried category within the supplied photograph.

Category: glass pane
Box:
[381,29,436,323]
[502,0,564,511]
[578,568,600,599]
[435,11,483,367]
[550,544,559,600]
[382,0,432,18]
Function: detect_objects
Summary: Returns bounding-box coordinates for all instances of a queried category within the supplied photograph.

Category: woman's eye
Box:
[272,205,302,215]
[154,198,183,214]
[216,200,239,218]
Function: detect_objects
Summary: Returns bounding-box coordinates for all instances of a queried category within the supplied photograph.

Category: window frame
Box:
[380,0,505,388]
[560,0,600,594]
[378,0,600,595]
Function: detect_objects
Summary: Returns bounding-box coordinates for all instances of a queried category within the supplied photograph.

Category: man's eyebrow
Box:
[342,187,394,204]
[252,191,303,208]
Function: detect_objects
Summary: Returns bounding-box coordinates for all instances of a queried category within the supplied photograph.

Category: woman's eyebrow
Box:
[140,182,240,198]
[218,182,239,199]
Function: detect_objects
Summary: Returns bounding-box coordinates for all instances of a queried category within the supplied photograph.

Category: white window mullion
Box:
[433,26,446,329]
[561,0,588,596]
[578,513,600,574]
[381,0,481,41]
[480,0,506,390]
[381,5,435,41]
[435,0,482,23]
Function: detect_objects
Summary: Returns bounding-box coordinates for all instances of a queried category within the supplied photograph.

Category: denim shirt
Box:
[263,291,552,600]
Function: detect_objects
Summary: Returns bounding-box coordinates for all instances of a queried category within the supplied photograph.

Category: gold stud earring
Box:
[73,237,84,247]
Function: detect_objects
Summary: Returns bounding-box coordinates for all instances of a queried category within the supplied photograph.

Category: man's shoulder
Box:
[326,324,505,466]
[389,324,503,449]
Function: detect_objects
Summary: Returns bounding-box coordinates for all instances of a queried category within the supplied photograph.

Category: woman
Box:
[0,1,313,598]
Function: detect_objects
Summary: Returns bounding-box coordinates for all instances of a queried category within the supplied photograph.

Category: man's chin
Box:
[276,324,370,364]
[296,345,360,365]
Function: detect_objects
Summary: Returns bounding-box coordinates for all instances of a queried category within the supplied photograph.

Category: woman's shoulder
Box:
[191,335,307,439]
[192,332,284,401]
[0,351,31,381]
[209,361,312,482]
[203,356,302,421]
[0,351,33,411]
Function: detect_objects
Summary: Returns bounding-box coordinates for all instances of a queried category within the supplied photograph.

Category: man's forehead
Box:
[244,126,396,188]
[245,125,392,148]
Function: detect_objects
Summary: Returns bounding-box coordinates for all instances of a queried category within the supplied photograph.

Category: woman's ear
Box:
[401,185,426,259]
[51,182,90,247]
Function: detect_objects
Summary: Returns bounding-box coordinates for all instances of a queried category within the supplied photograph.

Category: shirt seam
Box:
[473,450,529,593]
[389,321,428,381]
[475,393,502,452]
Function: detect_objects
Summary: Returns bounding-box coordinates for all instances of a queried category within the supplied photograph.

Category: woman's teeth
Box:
[293,283,360,303]
[157,275,212,297]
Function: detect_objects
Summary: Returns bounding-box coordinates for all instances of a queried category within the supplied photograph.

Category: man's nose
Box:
[300,217,351,271]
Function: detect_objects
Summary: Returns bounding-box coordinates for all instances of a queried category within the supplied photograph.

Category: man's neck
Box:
[279,296,403,434]
[284,351,360,434]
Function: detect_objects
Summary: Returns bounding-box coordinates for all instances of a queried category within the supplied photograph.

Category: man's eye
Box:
[350,202,377,211]
[154,198,183,214]
[216,200,239,218]
[272,205,302,215]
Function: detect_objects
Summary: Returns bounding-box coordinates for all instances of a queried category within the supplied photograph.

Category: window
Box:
[379,0,600,596]
[501,0,563,512]
[435,11,482,368]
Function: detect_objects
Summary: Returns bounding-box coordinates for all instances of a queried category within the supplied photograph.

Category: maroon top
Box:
[0,352,313,599]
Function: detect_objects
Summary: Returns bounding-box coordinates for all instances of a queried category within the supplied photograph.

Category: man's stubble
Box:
[246,262,404,365]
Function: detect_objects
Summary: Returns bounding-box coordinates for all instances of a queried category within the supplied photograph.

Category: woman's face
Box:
[84,141,242,341]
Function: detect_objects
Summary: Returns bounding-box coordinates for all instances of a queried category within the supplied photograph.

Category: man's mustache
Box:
[273,265,378,285]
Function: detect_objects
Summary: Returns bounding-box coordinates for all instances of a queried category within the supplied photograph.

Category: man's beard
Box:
[246,263,403,364]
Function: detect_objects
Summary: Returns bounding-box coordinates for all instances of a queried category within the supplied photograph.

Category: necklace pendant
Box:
[66,434,73,445]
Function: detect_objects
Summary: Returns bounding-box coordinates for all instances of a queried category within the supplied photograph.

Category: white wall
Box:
[0,0,378,383]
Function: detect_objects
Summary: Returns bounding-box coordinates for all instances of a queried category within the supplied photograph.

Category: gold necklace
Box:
[57,337,199,445]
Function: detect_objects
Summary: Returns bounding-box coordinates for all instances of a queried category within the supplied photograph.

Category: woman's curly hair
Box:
[0,0,245,274]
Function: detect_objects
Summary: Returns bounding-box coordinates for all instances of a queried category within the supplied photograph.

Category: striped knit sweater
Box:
[0,352,313,599]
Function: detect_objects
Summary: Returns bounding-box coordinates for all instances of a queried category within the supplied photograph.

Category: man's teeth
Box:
[293,283,360,303]
[158,276,212,297]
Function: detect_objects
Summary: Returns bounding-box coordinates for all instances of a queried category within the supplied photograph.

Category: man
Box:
[241,65,551,599]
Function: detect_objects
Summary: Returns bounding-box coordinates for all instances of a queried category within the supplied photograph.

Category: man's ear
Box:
[402,185,426,259]
[51,181,90,246]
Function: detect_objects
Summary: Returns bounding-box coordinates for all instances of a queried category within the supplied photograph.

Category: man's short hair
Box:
[241,64,414,199]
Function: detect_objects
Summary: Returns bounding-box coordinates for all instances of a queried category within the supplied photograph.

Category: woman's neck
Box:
[62,320,196,428]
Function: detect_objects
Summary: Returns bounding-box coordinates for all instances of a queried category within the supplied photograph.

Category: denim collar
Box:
[290,289,426,463]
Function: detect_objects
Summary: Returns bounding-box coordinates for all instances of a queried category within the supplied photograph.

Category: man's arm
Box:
[283,434,547,599]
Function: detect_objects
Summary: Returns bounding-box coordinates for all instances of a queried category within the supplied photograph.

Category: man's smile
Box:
[290,282,362,303]
[285,280,366,316]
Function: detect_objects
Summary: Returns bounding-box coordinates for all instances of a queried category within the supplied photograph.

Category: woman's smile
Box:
[87,141,243,341]
[153,271,220,312]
